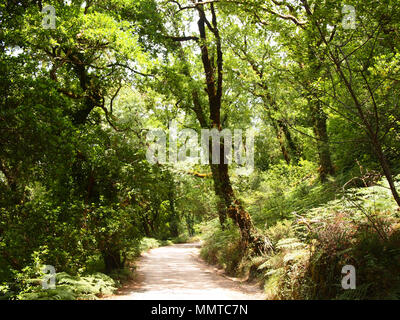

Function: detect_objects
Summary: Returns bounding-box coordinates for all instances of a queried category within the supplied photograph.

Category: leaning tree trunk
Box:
[371,134,400,207]
[214,158,270,253]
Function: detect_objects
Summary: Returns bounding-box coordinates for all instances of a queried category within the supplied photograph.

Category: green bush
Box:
[199,220,243,276]
[261,178,400,300]
[139,237,162,253]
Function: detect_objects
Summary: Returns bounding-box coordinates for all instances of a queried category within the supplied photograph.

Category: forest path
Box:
[104,243,265,300]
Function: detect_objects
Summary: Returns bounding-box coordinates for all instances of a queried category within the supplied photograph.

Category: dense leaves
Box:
[1,0,400,300]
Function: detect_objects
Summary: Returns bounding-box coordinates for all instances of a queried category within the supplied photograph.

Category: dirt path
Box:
[104,243,265,300]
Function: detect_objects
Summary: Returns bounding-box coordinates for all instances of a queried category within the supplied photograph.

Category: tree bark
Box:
[277,119,302,163]
[310,100,335,182]
[270,117,291,164]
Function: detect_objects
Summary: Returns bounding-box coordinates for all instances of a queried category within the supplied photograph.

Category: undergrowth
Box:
[0,236,173,300]
[16,272,117,300]
[200,161,400,300]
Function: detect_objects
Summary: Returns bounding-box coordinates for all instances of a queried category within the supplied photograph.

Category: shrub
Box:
[262,203,400,299]
[139,237,161,253]
[199,220,243,276]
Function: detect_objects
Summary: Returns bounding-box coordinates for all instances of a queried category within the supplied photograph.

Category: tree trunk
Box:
[213,157,272,254]
[310,101,335,182]
[372,137,400,207]
[270,117,291,164]
[277,119,302,164]
[168,190,180,237]
[207,138,270,253]
[140,213,151,237]
[102,248,122,273]
[216,198,227,229]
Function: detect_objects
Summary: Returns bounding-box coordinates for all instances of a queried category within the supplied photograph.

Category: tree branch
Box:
[167,35,199,42]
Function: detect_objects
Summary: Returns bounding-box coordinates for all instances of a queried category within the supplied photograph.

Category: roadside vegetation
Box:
[200,164,400,299]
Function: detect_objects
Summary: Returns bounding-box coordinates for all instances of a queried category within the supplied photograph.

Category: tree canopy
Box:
[1,0,400,300]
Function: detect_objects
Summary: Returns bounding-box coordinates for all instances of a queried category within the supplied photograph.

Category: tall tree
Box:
[155,1,273,253]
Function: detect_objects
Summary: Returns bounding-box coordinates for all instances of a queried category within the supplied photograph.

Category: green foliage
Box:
[0,245,118,300]
[2,0,400,301]
[199,220,243,276]
[241,160,338,227]
[17,272,117,300]
[199,175,400,300]
[261,178,400,300]
[0,1,186,297]
[139,238,162,253]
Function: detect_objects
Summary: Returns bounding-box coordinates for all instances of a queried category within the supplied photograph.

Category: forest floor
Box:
[103,242,265,300]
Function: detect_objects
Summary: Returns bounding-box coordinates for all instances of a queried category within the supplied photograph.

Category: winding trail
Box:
[104,243,265,300]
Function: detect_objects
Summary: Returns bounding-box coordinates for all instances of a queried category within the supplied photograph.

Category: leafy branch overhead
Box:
[1,0,400,301]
